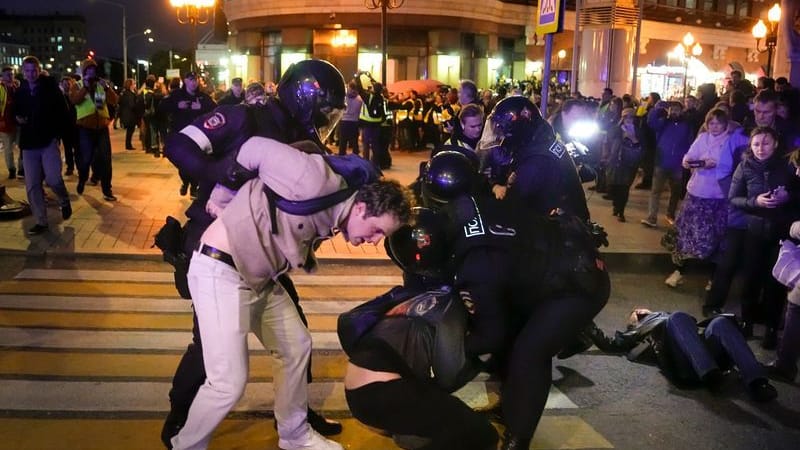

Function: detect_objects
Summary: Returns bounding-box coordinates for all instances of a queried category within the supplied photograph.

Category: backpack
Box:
[263,154,381,234]
[143,90,156,117]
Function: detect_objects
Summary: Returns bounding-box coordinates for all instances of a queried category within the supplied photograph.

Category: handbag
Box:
[772,239,800,289]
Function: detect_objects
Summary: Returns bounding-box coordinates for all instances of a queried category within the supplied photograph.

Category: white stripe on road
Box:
[0,328,344,351]
[0,380,574,412]
[0,295,362,315]
[14,269,403,286]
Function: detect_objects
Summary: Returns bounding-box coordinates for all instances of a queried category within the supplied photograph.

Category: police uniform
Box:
[506,129,591,221]
[443,194,609,448]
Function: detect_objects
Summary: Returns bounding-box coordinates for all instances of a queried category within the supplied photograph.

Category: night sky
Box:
[2,0,216,61]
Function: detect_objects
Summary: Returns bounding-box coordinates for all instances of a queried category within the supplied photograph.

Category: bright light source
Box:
[682,32,695,47]
[768,4,781,24]
[752,20,767,39]
[568,120,599,141]
[557,49,567,59]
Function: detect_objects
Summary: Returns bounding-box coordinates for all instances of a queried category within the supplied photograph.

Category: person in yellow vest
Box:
[356,76,385,166]
[69,58,119,201]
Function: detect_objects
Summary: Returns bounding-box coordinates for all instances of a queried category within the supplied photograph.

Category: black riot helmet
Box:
[422,150,476,204]
[488,96,544,148]
[277,59,346,146]
[386,207,451,279]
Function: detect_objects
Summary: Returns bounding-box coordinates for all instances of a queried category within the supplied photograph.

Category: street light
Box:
[169,0,215,71]
[364,0,405,87]
[677,32,702,98]
[557,49,567,70]
[126,29,152,79]
[752,3,781,78]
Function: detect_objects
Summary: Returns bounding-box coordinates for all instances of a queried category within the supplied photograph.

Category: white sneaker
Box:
[665,270,683,288]
[279,429,343,450]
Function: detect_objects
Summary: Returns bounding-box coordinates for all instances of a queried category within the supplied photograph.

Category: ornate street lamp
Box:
[169,0,215,71]
[752,3,781,78]
[678,32,702,99]
[364,0,405,87]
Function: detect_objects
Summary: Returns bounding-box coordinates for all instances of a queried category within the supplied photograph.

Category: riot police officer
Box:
[388,151,610,450]
[160,59,346,448]
[486,96,591,220]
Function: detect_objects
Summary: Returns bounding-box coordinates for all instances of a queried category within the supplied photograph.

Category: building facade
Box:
[218,0,784,99]
[0,12,87,77]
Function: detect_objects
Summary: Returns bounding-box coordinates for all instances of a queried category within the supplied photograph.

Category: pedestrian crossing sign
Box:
[536,0,564,35]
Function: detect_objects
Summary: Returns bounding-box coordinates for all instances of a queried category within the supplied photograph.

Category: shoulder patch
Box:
[548,140,565,159]
[203,112,226,130]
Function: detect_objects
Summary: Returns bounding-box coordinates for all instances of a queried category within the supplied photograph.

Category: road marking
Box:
[14,269,403,286]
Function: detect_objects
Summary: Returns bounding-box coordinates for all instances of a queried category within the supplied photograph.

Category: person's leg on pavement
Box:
[0,131,16,178]
[170,253,253,450]
[704,227,746,315]
[666,170,683,221]
[769,302,800,381]
[345,378,498,450]
[739,233,769,332]
[40,139,70,217]
[250,280,316,446]
[704,316,765,385]
[75,128,94,194]
[162,310,206,448]
[22,147,47,228]
[645,167,666,224]
[94,129,114,199]
[125,124,136,149]
[502,273,608,447]
[664,312,719,381]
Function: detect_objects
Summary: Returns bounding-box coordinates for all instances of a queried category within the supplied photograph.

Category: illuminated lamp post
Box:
[169,0,215,72]
[677,32,702,99]
[752,3,781,78]
[364,0,405,87]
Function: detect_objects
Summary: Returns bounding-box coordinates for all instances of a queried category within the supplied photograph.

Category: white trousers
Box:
[172,251,313,450]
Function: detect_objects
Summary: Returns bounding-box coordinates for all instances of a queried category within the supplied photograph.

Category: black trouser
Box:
[338,120,359,156]
[740,233,786,328]
[77,127,113,195]
[62,127,78,172]
[639,144,655,186]
[124,124,136,149]
[345,378,498,450]
[704,228,746,310]
[608,184,631,215]
[502,271,610,440]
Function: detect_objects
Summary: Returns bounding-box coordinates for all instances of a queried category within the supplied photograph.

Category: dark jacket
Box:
[118,89,139,128]
[646,106,695,172]
[158,86,216,133]
[508,123,591,221]
[217,89,244,106]
[604,125,642,186]
[14,75,69,149]
[729,152,800,240]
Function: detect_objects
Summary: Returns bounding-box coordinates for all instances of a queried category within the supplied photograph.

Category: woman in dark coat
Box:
[604,108,642,222]
[118,78,139,150]
[729,126,800,348]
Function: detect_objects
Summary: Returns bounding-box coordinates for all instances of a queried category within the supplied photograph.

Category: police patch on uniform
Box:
[464,214,485,238]
[203,112,226,130]
[548,140,565,159]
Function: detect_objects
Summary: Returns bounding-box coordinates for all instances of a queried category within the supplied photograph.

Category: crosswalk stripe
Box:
[14,269,403,286]
[0,295,363,314]
[0,280,390,300]
[0,379,574,413]
[0,327,345,351]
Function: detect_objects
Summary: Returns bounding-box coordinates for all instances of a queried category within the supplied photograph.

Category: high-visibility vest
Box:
[359,94,383,123]
[75,81,110,121]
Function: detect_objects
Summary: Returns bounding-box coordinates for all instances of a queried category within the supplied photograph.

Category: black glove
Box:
[588,220,609,248]
[219,160,258,190]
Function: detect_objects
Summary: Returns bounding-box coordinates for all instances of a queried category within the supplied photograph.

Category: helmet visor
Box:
[314,105,343,146]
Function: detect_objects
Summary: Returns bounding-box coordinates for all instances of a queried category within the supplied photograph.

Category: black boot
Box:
[500,430,531,450]
[160,411,186,449]
[307,407,342,435]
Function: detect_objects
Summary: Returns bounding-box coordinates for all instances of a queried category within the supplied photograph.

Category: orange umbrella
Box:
[387,79,446,95]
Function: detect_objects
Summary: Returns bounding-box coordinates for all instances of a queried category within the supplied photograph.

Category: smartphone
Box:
[687,160,705,168]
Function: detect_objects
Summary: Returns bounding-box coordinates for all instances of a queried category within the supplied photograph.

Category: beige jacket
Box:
[216,137,353,292]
